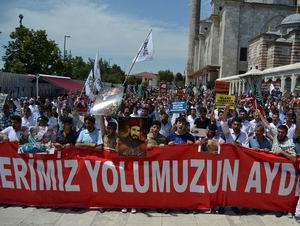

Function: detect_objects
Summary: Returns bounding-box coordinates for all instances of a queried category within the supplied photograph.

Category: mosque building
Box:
[186,0,300,93]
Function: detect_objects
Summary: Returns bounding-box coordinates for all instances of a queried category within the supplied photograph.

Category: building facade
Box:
[217,13,300,95]
[186,0,297,85]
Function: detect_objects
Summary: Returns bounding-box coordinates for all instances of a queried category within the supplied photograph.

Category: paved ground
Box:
[0,205,298,226]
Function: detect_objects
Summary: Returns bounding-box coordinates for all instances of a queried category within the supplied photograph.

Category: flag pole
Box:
[123,29,152,85]
[79,84,85,97]
[91,52,98,95]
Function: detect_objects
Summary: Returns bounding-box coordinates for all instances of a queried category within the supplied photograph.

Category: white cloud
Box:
[0,0,188,73]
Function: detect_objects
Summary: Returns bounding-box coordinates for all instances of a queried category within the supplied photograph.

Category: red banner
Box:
[0,142,299,211]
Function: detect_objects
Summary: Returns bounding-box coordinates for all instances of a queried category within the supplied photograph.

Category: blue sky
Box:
[0,0,211,75]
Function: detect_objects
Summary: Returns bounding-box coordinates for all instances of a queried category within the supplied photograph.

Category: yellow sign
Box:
[215,94,236,109]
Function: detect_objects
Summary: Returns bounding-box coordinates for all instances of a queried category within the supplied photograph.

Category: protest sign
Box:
[176,89,185,98]
[159,83,167,94]
[117,117,148,157]
[191,128,207,138]
[215,81,230,94]
[0,142,298,212]
[170,101,187,113]
[0,93,8,109]
[74,96,89,114]
[215,94,236,109]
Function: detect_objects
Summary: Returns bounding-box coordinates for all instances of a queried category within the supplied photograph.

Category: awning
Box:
[43,77,84,92]
[189,65,220,77]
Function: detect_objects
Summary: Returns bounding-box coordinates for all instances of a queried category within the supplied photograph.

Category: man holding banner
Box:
[256,109,296,161]
[75,116,103,150]
[167,116,195,144]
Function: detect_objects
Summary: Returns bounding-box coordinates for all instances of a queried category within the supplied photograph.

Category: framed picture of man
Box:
[117,117,148,157]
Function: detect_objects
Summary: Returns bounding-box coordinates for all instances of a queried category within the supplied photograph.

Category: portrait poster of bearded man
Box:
[117,117,148,156]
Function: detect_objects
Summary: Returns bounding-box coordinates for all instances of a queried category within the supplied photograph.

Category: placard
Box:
[170,101,187,113]
[215,94,236,109]
[117,117,148,156]
[0,93,8,109]
[215,81,230,94]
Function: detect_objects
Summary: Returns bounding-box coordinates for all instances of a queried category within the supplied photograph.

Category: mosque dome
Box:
[281,14,300,27]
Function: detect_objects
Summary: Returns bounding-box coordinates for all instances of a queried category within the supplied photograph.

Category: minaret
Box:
[186,0,201,86]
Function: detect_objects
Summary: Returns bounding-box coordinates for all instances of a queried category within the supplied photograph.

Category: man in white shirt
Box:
[239,109,252,136]
[187,108,197,132]
[0,115,28,143]
[283,113,296,140]
[250,111,261,135]
[220,105,249,147]
[270,111,282,128]
[22,108,36,128]
[160,112,172,137]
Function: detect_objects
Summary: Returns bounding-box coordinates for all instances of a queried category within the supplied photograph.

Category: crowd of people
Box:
[0,82,300,218]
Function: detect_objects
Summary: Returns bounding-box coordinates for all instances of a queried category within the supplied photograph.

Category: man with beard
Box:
[0,115,28,144]
[239,109,252,135]
[256,109,296,161]
[100,115,118,151]
[118,118,147,156]
[257,109,296,218]
[196,124,224,153]
[76,116,103,150]
[220,105,249,147]
[159,112,172,137]
[250,111,261,136]
[249,123,272,151]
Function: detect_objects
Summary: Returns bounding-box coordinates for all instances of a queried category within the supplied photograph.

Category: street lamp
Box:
[36,74,40,98]
[63,35,71,60]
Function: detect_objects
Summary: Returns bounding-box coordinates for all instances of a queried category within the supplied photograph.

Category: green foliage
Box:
[3,26,63,74]
[2,25,126,83]
[127,76,142,85]
[158,70,174,83]
[64,56,92,79]
[176,80,185,88]
[175,72,185,88]
[2,25,149,85]
[100,61,125,84]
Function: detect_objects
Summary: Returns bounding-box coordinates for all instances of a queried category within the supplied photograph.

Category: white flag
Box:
[133,31,154,63]
[270,83,275,94]
[94,53,103,92]
[85,70,94,99]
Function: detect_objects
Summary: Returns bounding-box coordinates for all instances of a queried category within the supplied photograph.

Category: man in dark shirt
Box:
[55,117,78,148]
[0,104,13,131]
[193,107,211,129]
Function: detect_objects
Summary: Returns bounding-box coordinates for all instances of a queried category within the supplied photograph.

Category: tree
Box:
[100,60,126,84]
[64,56,92,80]
[158,70,174,83]
[2,26,63,74]
[2,25,126,83]
[175,72,185,88]
[127,76,142,85]
[64,57,126,83]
